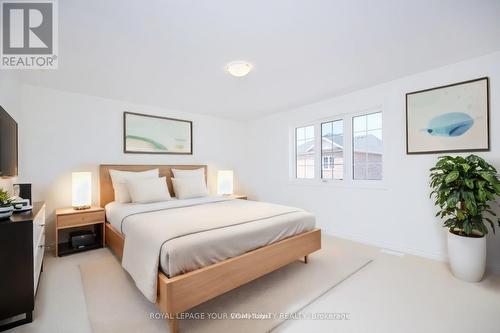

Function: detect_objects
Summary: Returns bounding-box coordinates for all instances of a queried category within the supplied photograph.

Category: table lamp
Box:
[72,172,91,210]
[217,170,234,196]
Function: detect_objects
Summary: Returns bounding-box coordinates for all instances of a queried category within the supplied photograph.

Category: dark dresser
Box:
[0,202,45,331]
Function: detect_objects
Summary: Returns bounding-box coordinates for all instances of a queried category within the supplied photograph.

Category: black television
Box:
[0,105,18,177]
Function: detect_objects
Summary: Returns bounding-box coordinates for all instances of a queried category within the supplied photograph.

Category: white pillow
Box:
[109,169,159,203]
[172,177,208,199]
[171,168,205,181]
[126,177,171,204]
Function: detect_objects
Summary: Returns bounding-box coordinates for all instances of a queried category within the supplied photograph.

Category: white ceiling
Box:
[18,0,500,120]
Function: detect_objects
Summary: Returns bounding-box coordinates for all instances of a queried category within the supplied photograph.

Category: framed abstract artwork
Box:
[406,77,489,154]
[123,112,193,154]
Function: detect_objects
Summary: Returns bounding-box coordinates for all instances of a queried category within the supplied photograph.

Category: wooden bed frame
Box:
[99,164,321,333]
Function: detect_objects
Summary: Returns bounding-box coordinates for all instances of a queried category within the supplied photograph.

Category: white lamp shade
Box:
[72,172,92,208]
[217,170,234,195]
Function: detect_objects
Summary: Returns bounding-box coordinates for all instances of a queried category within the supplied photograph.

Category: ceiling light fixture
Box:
[225,61,253,77]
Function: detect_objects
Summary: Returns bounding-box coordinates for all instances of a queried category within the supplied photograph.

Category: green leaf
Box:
[479,171,499,185]
[445,171,459,184]
[446,192,459,208]
[477,189,487,202]
[493,182,500,194]
[461,191,477,215]
[478,222,488,236]
[463,222,472,235]
[485,218,495,234]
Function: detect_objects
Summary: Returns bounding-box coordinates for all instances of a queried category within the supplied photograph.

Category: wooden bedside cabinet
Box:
[55,206,105,256]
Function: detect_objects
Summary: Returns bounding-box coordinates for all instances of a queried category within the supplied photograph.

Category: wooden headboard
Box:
[99,164,207,207]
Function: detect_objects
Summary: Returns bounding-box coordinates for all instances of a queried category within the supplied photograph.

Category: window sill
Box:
[288,179,388,190]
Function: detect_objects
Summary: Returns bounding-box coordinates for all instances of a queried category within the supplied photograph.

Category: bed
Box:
[100,164,321,333]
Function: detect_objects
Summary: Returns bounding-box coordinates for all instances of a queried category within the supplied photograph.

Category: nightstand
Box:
[55,206,105,257]
[228,194,248,200]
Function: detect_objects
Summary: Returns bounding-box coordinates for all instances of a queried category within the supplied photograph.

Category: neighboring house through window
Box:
[321,120,344,180]
[352,112,383,180]
[295,125,315,179]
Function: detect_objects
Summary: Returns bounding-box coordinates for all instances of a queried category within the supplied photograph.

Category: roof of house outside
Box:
[297,134,382,155]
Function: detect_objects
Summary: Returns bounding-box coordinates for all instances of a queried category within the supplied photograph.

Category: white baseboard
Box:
[380,249,405,257]
[326,229,500,273]
[326,229,447,262]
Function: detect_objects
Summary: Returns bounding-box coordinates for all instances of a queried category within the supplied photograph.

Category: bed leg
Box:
[168,315,178,333]
[304,255,308,264]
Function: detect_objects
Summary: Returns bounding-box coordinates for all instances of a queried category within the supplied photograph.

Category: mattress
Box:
[106,197,315,278]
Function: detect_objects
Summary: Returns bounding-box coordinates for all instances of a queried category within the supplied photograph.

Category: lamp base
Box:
[73,205,91,210]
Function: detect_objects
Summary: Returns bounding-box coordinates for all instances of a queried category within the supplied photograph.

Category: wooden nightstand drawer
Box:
[57,210,105,229]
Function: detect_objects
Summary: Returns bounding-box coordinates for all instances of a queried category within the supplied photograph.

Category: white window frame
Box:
[320,118,345,182]
[293,124,316,181]
[289,106,386,189]
[352,110,384,182]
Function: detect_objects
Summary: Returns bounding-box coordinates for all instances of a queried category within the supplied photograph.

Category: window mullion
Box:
[315,122,321,181]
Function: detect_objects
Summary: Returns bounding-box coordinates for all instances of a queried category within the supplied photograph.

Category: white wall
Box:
[2,52,499,269]
[243,52,500,270]
[0,73,22,120]
[12,85,247,246]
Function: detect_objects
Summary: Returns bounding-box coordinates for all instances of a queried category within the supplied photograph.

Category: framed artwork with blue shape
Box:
[406,77,489,154]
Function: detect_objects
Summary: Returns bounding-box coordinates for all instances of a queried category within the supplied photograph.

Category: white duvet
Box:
[106,197,315,302]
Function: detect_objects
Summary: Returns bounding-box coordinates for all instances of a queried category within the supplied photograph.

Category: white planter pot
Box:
[447,230,486,282]
[0,206,13,220]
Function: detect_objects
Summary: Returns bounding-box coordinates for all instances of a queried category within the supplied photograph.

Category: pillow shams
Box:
[171,168,205,181]
[126,177,171,204]
[172,177,208,199]
[109,168,159,203]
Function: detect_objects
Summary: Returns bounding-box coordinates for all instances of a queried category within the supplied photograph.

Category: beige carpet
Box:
[79,237,371,333]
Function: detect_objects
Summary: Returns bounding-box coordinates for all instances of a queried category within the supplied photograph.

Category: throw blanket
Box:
[120,197,303,302]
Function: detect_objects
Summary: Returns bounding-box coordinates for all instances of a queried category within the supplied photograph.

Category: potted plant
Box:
[0,189,14,220]
[430,155,500,282]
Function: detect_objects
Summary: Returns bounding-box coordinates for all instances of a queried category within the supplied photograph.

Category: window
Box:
[321,120,344,180]
[352,112,382,180]
[323,156,333,169]
[292,109,382,184]
[295,125,315,179]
